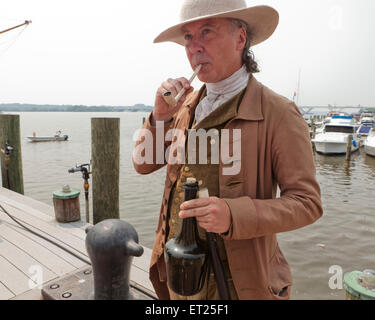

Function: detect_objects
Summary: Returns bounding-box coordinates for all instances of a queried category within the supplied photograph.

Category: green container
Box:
[344,271,375,300]
[53,188,80,200]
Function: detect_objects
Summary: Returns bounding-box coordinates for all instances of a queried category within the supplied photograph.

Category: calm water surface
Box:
[2,112,375,300]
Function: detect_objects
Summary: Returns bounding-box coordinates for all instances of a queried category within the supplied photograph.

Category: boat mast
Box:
[0,20,32,35]
[296,68,302,107]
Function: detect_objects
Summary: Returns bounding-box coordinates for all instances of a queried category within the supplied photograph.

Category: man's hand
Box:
[153,77,194,123]
[179,197,231,234]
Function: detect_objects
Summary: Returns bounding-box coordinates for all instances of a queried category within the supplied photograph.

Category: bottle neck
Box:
[175,217,198,245]
[175,181,199,245]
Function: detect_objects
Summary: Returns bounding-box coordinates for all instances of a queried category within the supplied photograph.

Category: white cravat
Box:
[194,65,250,127]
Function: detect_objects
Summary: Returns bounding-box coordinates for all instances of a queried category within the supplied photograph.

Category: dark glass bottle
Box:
[164,179,208,296]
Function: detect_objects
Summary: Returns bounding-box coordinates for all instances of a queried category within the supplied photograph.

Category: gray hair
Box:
[228,18,259,74]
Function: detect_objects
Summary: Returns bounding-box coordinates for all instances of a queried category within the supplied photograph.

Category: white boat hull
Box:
[313,141,359,155]
[312,131,360,155]
[27,135,68,142]
[365,145,375,157]
[364,135,375,157]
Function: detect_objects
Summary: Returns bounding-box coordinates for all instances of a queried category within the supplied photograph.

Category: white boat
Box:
[27,130,68,142]
[357,124,373,141]
[312,115,360,155]
[360,112,374,125]
[364,129,375,157]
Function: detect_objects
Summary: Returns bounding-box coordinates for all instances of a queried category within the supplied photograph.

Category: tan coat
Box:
[133,75,323,300]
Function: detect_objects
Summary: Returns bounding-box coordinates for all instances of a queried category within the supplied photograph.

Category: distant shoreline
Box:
[0,103,153,113]
[1,103,373,115]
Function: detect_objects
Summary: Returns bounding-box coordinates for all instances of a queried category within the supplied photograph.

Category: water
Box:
[2,112,375,300]
[2,112,165,250]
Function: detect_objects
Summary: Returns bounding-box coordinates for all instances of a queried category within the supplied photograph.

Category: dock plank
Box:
[3,221,87,269]
[129,264,154,293]
[0,234,57,284]
[0,282,14,300]
[0,221,77,276]
[0,194,89,240]
[0,213,87,269]
[0,186,55,216]
[0,255,35,296]
[0,187,156,299]
[0,201,87,255]
[133,246,152,273]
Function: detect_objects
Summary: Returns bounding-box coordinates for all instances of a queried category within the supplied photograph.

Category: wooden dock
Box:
[0,186,155,300]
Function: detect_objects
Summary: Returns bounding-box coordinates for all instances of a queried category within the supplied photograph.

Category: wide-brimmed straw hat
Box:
[154,0,279,46]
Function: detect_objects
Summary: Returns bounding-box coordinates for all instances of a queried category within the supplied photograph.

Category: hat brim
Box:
[153,5,279,46]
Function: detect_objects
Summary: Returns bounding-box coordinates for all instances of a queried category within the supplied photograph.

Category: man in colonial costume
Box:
[133,0,322,300]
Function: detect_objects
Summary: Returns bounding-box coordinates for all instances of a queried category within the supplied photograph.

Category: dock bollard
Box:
[344,270,375,300]
[85,219,144,300]
[53,185,81,222]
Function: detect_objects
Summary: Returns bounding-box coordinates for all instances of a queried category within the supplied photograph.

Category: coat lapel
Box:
[220,76,263,199]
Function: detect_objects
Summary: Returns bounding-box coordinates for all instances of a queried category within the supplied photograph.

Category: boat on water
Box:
[312,115,360,155]
[314,111,343,135]
[357,112,375,142]
[359,112,375,125]
[27,130,68,142]
[364,129,375,157]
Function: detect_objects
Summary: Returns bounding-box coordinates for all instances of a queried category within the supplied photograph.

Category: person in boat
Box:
[133,0,322,300]
[54,130,62,138]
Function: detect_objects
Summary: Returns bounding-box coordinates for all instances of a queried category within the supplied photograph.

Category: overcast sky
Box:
[0,0,374,107]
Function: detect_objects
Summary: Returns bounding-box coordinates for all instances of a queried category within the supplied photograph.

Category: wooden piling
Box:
[311,119,316,139]
[0,114,24,194]
[346,134,353,161]
[91,118,120,224]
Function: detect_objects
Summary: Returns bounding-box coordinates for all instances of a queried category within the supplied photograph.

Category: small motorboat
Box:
[27,130,69,142]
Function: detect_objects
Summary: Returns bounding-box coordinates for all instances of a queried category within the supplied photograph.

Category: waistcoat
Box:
[166,88,246,265]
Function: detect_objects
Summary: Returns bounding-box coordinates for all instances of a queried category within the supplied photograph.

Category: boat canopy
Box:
[332,116,353,120]
[358,126,373,134]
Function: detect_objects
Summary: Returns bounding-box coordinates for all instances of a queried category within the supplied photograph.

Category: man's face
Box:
[183,18,246,83]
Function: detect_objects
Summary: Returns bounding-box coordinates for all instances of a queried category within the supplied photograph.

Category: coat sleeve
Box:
[222,103,323,240]
[132,112,173,175]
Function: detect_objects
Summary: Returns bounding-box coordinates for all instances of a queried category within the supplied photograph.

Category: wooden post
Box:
[311,121,316,153]
[310,117,315,139]
[311,120,316,139]
[0,115,24,194]
[91,118,120,224]
[346,134,353,161]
